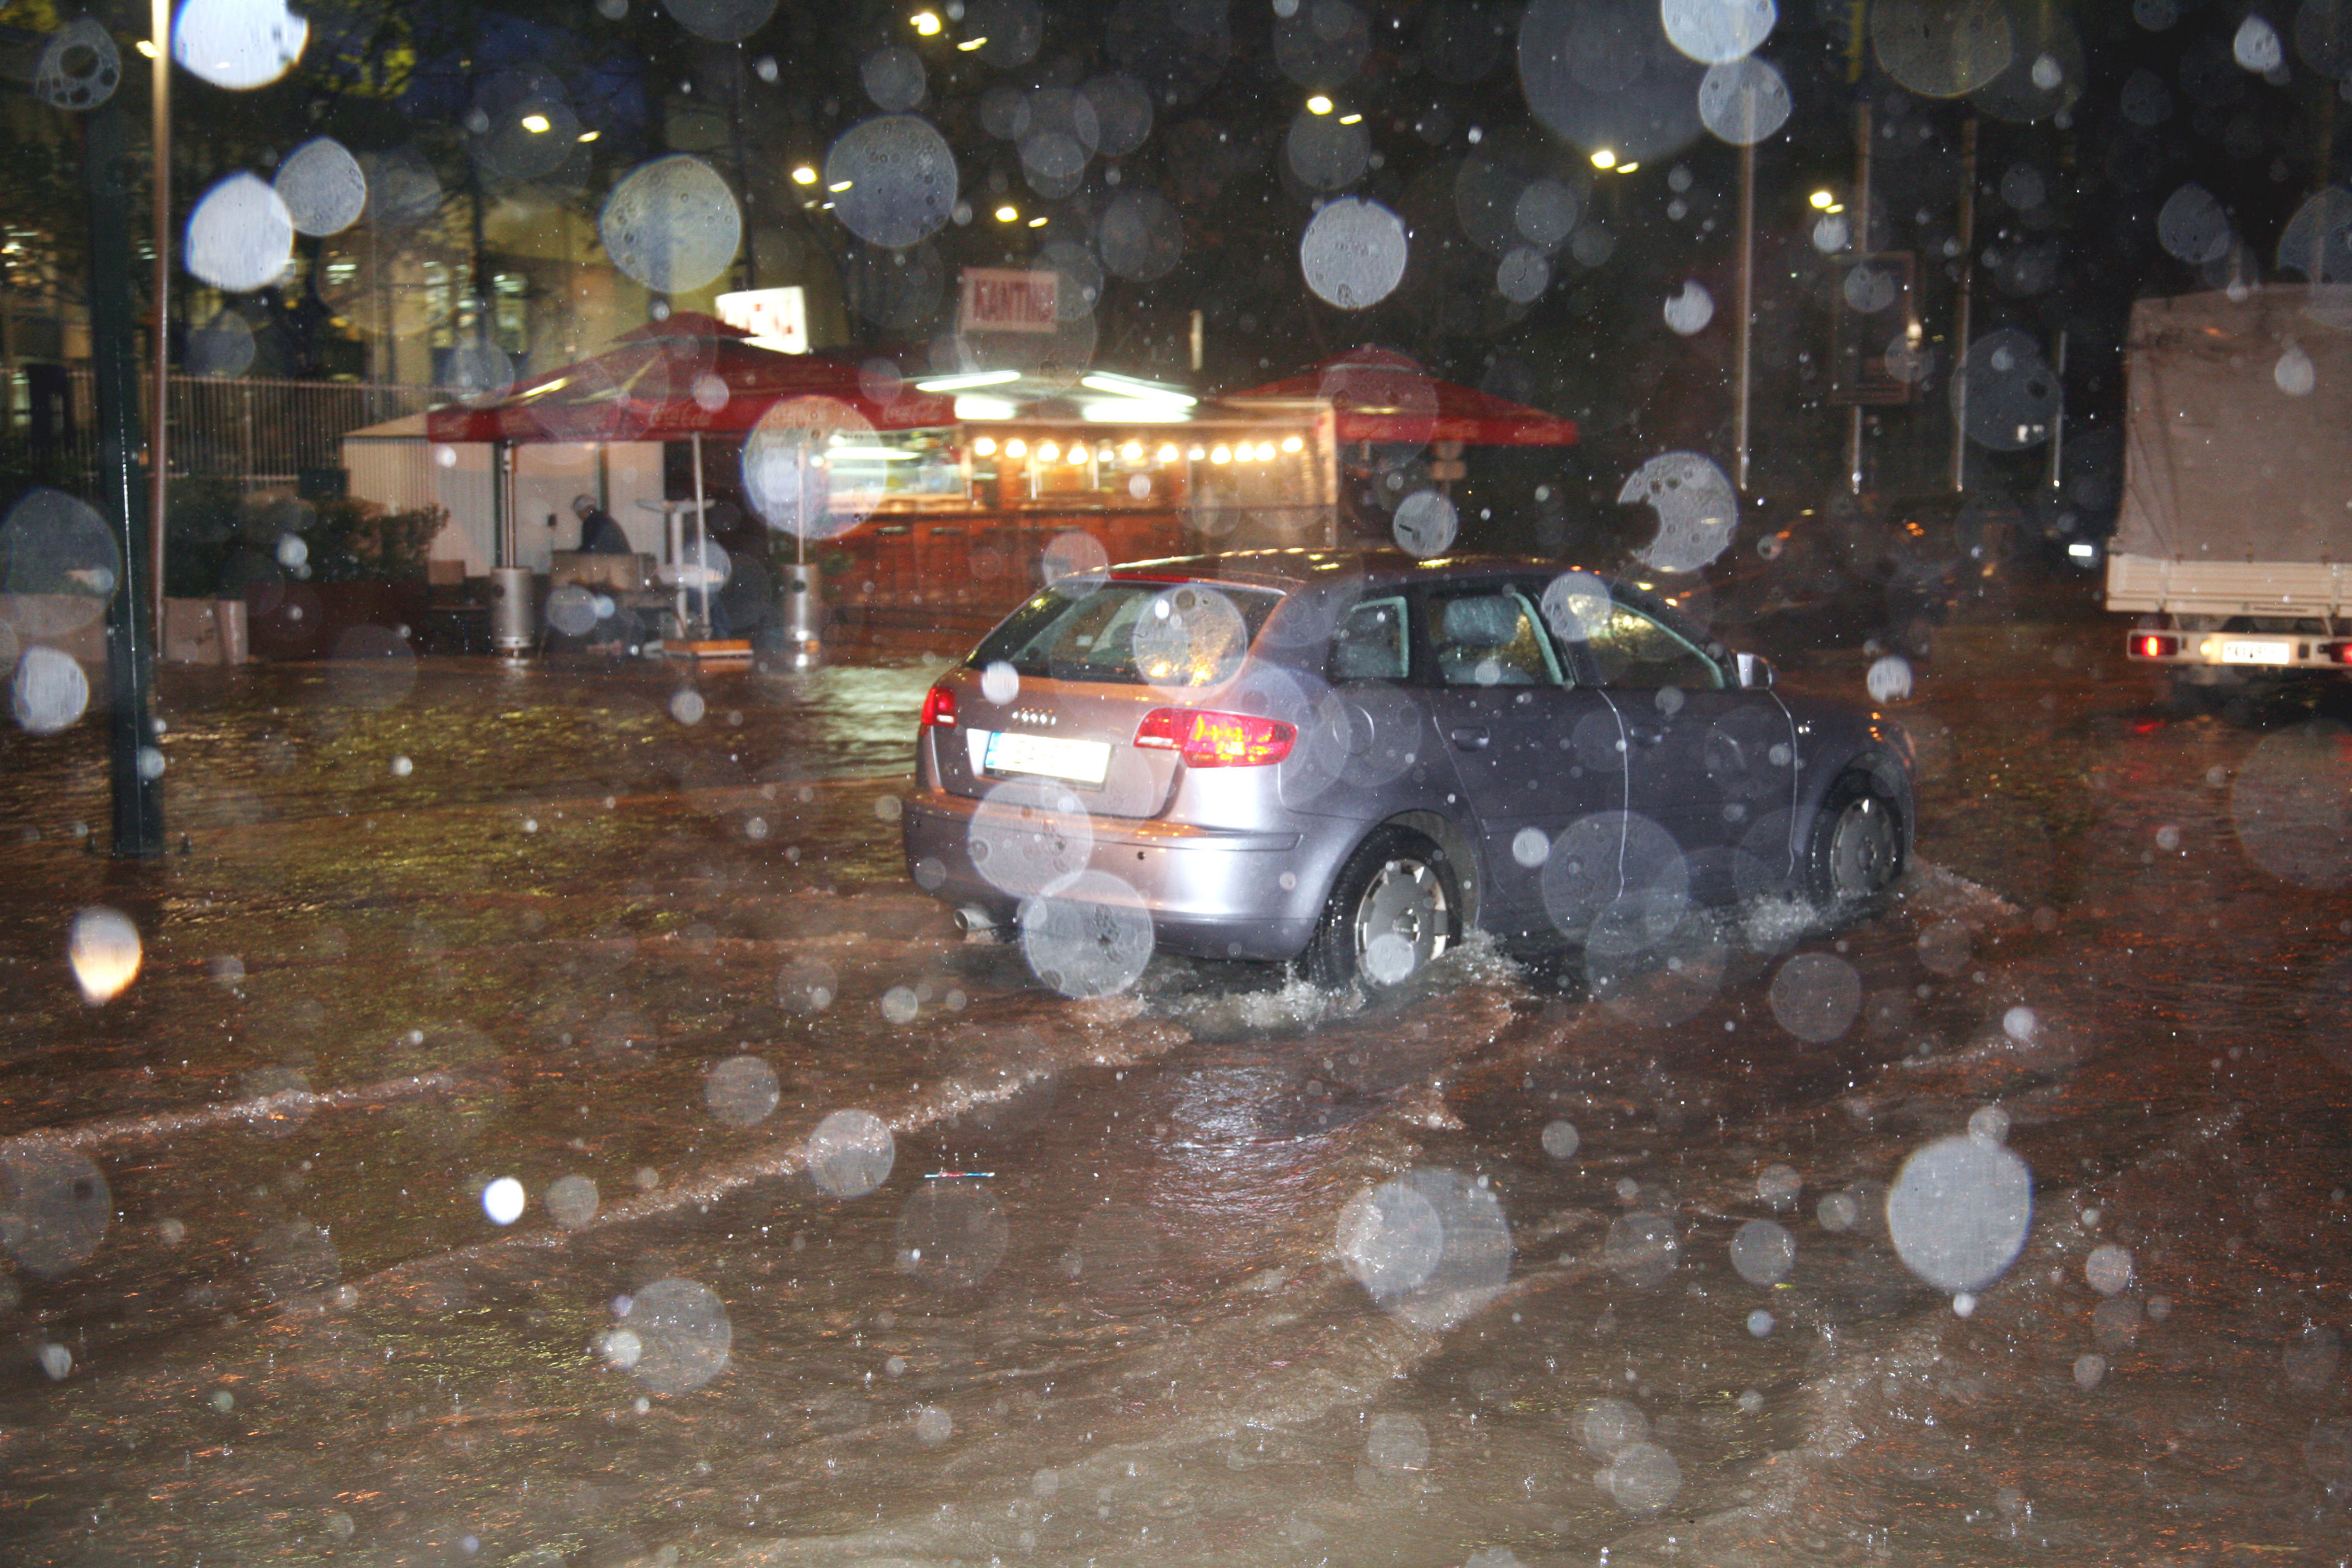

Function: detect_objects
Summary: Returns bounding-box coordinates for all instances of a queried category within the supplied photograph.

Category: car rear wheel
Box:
[1804,771,1905,913]
[1303,827,1459,992]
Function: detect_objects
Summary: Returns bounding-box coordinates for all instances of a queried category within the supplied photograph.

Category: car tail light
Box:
[1133,708,1296,767]
[2327,641,2352,666]
[920,684,957,727]
[2131,633,2180,660]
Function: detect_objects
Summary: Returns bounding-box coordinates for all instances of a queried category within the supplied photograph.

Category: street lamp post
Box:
[87,94,166,857]
[150,0,170,639]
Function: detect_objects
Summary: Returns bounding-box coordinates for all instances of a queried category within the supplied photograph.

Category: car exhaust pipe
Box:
[954,906,1002,940]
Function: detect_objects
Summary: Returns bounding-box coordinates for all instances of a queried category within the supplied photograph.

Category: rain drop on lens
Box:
[186,173,296,293]
[1663,281,1714,335]
[1886,1131,2032,1294]
[67,908,141,1004]
[1299,198,1410,310]
[12,648,90,736]
[807,1110,894,1199]
[481,1178,526,1226]
[705,1055,781,1128]
[599,156,742,296]
[273,138,367,236]
[174,0,308,90]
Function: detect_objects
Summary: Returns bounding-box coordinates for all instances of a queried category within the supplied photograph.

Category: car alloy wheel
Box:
[1352,855,1451,984]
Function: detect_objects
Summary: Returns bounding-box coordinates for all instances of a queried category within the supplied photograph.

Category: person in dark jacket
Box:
[571,494,631,555]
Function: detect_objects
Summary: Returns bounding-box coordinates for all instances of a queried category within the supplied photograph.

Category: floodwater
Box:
[1,614,2348,1568]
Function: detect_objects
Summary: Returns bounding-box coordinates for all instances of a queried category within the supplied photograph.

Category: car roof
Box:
[1099,548,1725,648]
[1107,548,1599,590]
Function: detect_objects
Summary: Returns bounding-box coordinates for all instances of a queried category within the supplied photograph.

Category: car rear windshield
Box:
[969,579,1286,688]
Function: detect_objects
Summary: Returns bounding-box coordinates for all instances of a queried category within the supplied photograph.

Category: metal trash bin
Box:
[489,567,537,655]
[215,597,249,665]
[779,568,823,670]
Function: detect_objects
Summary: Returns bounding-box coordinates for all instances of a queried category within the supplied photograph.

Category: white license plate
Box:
[981,730,1111,785]
[2218,639,2295,666]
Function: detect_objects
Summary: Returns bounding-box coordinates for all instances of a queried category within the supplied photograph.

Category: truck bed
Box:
[2111,286,2352,586]
[2106,552,2352,619]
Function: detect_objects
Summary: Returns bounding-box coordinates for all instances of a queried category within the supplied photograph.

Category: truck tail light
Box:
[1133,708,1296,767]
[2131,633,2180,660]
[920,684,957,727]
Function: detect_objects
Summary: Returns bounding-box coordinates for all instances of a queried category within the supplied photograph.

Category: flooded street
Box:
[2,603,2349,1568]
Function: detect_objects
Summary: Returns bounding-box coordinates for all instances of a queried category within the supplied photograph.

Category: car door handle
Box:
[1448,726,1491,750]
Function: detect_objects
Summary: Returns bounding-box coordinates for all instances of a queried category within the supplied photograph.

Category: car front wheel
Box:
[1804,771,1906,914]
[1303,827,1459,992]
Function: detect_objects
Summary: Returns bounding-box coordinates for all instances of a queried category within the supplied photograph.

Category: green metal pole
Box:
[84,99,165,858]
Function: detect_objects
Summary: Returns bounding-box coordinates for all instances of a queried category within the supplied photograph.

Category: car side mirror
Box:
[1735,652,1775,689]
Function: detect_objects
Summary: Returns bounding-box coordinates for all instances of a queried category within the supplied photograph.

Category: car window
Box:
[968,580,1284,687]
[1429,589,1563,687]
[1327,594,1409,682]
[1585,601,1725,690]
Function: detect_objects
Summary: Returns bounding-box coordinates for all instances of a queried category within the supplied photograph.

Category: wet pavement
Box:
[1,596,2348,1568]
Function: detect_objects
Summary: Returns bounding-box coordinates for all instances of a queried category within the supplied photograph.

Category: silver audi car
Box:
[902,550,1914,993]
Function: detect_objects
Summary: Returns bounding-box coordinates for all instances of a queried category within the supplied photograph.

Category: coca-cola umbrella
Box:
[1221,347,1579,447]
[422,313,953,444]
[425,313,952,639]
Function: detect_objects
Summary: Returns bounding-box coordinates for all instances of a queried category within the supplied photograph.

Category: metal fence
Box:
[2,365,439,490]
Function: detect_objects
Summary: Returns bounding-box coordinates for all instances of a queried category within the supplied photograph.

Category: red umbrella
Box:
[1222,347,1578,447]
[423,313,954,444]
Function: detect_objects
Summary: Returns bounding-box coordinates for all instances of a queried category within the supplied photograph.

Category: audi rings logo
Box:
[1009,708,1057,727]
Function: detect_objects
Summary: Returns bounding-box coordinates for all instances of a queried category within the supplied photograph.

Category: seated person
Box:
[571,494,631,555]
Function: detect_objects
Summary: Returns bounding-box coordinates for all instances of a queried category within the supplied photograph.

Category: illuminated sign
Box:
[716,287,808,354]
[958,268,1059,334]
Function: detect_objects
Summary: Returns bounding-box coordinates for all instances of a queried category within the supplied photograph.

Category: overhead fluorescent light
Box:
[1079,372,1196,406]
[1080,399,1192,423]
[955,395,1019,420]
[917,369,1021,393]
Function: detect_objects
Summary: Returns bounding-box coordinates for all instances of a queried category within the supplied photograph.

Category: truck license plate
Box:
[2218,639,2294,666]
[981,730,1112,785]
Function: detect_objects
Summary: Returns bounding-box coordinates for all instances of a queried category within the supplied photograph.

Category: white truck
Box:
[2110,285,2352,702]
